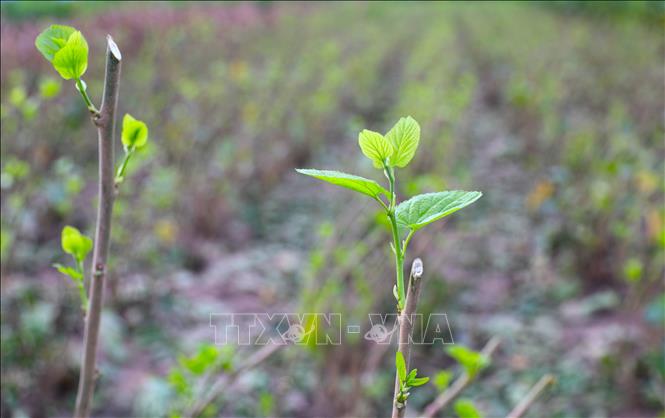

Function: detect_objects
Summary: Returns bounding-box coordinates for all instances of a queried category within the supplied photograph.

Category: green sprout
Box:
[296,116,482,311]
[35,25,97,114]
[53,225,92,312]
[395,351,430,407]
[297,116,482,414]
[116,113,150,185]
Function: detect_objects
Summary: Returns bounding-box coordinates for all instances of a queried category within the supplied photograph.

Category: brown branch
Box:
[392,258,424,418]
[421,336,501,418]
[506,374,555,418]
[186,343,282,417]
[74,35,122,418]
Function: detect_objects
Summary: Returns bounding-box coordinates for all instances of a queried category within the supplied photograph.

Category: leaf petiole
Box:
[115,148,134,185]
[75,78,99,114]
[374,195,389,211]
[76,258,89,312]
[402,229,415,255]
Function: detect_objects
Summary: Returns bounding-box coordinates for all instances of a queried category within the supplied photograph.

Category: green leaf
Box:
[53,263,83,281]
[409,376,429,387]
[396,191,482,231]
[39,77,62,99]
[121,114,149,151]
[61,225,93,263]
[434,370,453,391]
[9,87,26,108]
[395,351,407,383]
[623,258,643,283]
[22,100,38,121]
[406,369,417,383]
[295,169,388,199]
[167,369,190,396]
[454,399,483,418]
[358,129,393,168]
[35,25,76,62]
[179,344,221,376]
[51,30,88,80]
[385,116,420,167]
[446,346,489,378]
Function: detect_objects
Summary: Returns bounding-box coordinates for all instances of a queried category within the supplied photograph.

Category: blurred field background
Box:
[1,1,664,417]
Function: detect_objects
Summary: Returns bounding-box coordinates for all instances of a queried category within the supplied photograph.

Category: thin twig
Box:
[392,258,425,418]
[421,336,501,418]
[506,374,555,418]
[74,35,122,418]
[187,343,282,417]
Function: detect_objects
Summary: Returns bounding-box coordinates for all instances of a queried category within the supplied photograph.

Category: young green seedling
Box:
[296,116,482,417]
[395,351,430,407]
[36,25,149,418]
[35,25,97,114]
[116,113,149,185]
[53,226,93,312]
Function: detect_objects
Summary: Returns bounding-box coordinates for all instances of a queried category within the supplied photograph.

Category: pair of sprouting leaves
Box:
[35,25,88,80]
[358,115,421,169]
[53,226,92,311]
[395,351,429,405]
[296,116,482,233]
[116,114,149,184]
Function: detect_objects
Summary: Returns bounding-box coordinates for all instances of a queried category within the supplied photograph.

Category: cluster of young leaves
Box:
[394,351,429,406]
[36,25,151,184]
[297,116,481,215]
[167,344,234,417]
[35,25,96,112]
[35,25,88,80]
[53,226,92,311]
[296,116,482,310]
[116,114,149,185]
